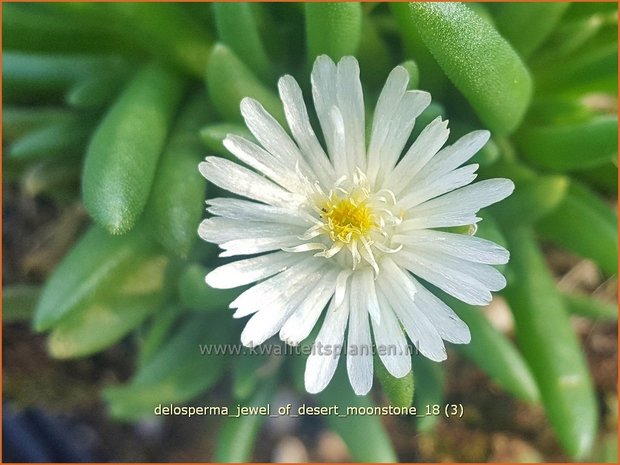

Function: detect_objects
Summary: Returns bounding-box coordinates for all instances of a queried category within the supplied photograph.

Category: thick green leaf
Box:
[108,3,213,77]
[305,3,362,64]
[408,101,445,141]
[47,245,172,359]
[3,284,41,323]
[178,263,241,312]
[448,121,500,167]
[83,64,186,234]
[8,118,95,162]
[138,305,181,368]
[450,299,540,403]
[411,356,445,433]
[48,284,166,360]
[317,367,398,462]
[105,313,231,420]
[205,44,284,124]
[375,358,414,408]
[542,12,611,57]
[490,3,569,58]
[399,60,420,90]
[214,379,277,462]
[490,174,569,226]
[537,181,617,276]
[518,116,617,171]
[34,226,159,331]
[2,52,125,104]
[65,70,130,109]
[406,2,532,134]
[533,35,617,95]
[2,4,131,54]
[200,123,255,157]
[2,106,75,143]
[357,12,392,90]
[213,3,270,81]
[390,3,449,97]
[580,162,618,196]
[563,293,618,321]
[141,93,211,257]
[481,159,569,225]
[503,227,598,459]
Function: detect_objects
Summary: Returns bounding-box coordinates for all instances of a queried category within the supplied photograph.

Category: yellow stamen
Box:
[321,195,375,244]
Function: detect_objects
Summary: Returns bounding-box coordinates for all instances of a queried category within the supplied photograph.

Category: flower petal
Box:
[408,276,471,344]
[386,117,450,195]
[401,178,515,230]
[347,271,374,395]
[373,90,431,186]
[393,249,493,306]
[199,156,298,207]
[278,75,336,187]
[232,256,325,317]
[240,98,313,176]
[240,278,319,347]
[394,229,509,265]
[336,56,366,171]
[305,298,349,394]
[371,297,412,378]
[367,66,410,184]
[398,163,479,210]
[206,198,308,226]
[223,134,301,192]
[415,130,490,183]
[205,251,301,289]
[311,55,339,160]
[377,259,447,361]
[198,217,304,244]
[219,235,307,258]
[280,267,338,346]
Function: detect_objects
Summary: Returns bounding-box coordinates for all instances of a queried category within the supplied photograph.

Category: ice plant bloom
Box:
[198,55,514,395]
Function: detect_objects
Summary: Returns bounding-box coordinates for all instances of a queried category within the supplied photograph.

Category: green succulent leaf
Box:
[2,106,76,142]
[517,116,618,171]
[563,293,618,321]
[108,2,213,77]
[82,63,186,234]
[178,263,242,312]
[8,117,95,162]
[213,3,271,81]
[200,122,255,157]
[34,226,161,331]
[405,2,533,134]
[205,43,285,124]
[411,356,445,433]
[504,226,598,459]
[375,359,414,408]
[450,299,540,404]
[47,245,173,359]
[2,52,125,104]
[537,181,618,276]
[489,3,569,58]
[105,313,231,420]
[305,2,362,64]
[141,92,211,257]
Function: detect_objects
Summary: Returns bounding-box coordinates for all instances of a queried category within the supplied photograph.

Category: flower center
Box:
[290,168,404,274]
[322,194,375,243]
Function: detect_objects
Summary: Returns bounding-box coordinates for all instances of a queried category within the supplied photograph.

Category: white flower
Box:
[198,55,514,395]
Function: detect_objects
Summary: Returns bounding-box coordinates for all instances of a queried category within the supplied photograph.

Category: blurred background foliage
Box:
[2,2,618,462]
